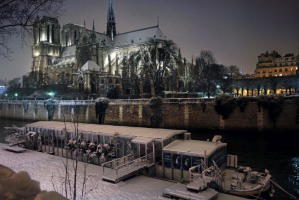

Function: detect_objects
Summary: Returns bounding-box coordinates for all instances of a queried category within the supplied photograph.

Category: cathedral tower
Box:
[106,0,116,40]
[32,16,61,85]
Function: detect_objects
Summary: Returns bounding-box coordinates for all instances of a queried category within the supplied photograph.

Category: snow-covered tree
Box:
[137,38,179,96]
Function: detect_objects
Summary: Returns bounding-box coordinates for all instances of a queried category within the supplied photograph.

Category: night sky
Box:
[1,0,299,81]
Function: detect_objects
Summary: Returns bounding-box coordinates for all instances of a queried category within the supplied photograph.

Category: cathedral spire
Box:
[106,0,116,39]
[92,19,95,32]
[91,19,96,42]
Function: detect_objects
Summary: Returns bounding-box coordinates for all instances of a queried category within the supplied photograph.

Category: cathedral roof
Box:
[113,26,166,47]
[94,32,112,46]
[61,46,76,57]
[81,61,101,72]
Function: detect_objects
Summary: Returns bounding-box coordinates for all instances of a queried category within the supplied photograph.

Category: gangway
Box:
[102,153,154,183]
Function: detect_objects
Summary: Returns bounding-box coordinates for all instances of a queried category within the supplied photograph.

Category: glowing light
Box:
[34,50,40,57]
[47,92,55,97]
[40,32,47,42]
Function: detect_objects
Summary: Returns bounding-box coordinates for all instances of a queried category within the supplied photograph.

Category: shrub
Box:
[236,96,254,112]
[257,95,284,125]
[214,95,236,119]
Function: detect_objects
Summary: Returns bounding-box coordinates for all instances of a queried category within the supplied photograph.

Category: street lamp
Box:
[47,92,55,98]
[14,93,18,100]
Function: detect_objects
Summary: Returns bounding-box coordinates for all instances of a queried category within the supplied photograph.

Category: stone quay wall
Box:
[0,97,298,131]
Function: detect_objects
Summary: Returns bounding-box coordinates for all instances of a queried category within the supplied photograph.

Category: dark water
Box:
[191,130,299,200]
[0,119,298,200]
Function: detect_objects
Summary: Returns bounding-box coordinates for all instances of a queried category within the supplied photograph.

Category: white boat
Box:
[200,161,272,198]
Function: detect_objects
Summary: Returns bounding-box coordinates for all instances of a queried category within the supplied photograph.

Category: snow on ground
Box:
[0,143,172,200]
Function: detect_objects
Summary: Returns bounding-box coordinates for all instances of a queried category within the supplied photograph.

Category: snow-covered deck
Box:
[0,143,171,199]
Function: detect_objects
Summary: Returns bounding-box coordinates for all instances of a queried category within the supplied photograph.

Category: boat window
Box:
[182,155,191,170]
[163,153,172,167]
[191,156,203,172]
[172,154,181,169]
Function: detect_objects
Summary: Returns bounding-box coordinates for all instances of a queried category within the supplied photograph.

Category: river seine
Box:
[0,118,298,199]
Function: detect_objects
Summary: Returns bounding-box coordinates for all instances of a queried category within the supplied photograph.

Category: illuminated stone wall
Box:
[0,98,298,131]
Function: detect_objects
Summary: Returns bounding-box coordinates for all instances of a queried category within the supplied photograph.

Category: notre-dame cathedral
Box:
[32,0,188,98]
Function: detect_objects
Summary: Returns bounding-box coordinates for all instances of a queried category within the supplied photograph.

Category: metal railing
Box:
[102,152,154,182]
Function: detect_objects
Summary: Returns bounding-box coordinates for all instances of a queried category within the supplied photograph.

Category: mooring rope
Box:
[271,178,298,200]
[255,185,264,200]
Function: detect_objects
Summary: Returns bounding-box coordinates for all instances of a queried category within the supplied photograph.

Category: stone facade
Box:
[255,50,299,78]
[1,98,298,131]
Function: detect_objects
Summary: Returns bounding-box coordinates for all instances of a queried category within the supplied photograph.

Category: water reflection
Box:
[289,157,299,195]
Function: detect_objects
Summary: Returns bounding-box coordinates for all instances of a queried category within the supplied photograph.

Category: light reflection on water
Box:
[0,119,298,199]
[289,157,299,195]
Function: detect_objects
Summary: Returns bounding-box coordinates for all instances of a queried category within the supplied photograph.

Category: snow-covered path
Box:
[0,143,172,200]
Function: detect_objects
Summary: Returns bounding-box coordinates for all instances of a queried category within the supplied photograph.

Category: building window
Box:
[285,68,288,72]
[274,69,277,72]
[279,69,282,72]
[47,24,50,42]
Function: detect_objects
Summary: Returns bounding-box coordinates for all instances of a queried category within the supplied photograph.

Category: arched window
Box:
[47,24,50,42]
[52,25,55,43]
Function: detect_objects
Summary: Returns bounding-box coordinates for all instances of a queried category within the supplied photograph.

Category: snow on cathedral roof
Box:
[81,61,101,71]
[61,46,76,57]
[113,26,166,47]
[52,46,76,67]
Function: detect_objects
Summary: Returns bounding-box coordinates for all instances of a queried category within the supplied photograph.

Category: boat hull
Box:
[203,166,272,199]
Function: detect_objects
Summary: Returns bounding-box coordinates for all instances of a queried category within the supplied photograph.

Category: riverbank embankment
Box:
[0,97,298,131]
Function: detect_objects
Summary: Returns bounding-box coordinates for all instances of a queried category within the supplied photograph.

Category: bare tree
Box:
[227,65,242,79]
[0,0,64,58]
[194,50,226,98]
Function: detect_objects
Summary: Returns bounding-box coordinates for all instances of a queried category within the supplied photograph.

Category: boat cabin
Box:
[25,121,187,165]
[161,137,227,182]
